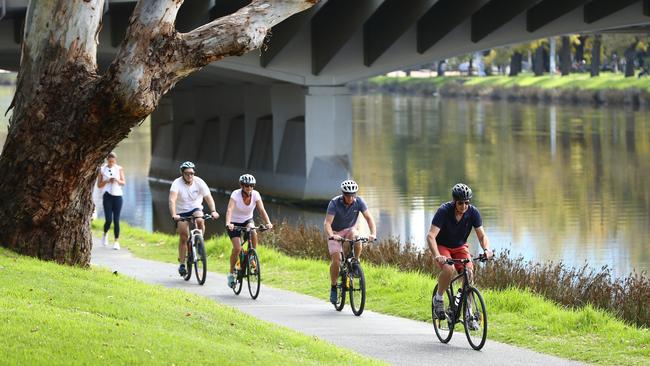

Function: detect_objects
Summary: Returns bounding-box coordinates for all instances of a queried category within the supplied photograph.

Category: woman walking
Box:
[97,152,126,250]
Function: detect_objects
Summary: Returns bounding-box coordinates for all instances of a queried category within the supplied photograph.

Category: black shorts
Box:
[227,219,254,238]
[175,208,202,228]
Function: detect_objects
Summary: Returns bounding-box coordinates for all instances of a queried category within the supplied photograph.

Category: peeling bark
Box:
[0,0,318,265]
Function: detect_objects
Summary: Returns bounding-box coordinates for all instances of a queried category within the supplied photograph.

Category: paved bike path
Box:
[91,244,583,366]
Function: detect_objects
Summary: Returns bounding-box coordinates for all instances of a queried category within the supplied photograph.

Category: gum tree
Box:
[0,0,318,265]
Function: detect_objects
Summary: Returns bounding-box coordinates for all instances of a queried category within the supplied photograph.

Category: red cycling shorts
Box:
[436,244,473,272]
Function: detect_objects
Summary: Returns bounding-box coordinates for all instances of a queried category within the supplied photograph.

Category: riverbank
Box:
[0,247,381,365]
[351,73,650,107]
[91,221,650,365]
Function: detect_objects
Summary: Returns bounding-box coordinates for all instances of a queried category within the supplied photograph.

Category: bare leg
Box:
[330,253,341,286]
[230,237,242,273]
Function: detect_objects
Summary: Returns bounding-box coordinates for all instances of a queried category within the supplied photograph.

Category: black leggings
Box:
[103,192,123,239]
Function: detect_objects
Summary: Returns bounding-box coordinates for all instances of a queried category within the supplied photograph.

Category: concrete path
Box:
[91,244,583,366]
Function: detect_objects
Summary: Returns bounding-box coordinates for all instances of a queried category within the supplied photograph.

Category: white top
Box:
[170,176,211,214]
[230,189,261,223]
[100,164,123,196]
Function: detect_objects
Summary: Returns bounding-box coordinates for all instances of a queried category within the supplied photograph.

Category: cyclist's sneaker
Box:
[113,241,120,250]
[469,318,480,331]
[433,298,446,319]
[227,273,235,288]
[329,288,337,304]
[178,264,187,277]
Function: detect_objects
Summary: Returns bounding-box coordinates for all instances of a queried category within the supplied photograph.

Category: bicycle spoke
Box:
[432,285,454,343]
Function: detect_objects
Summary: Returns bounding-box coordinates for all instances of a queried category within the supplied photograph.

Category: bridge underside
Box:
[1,0,649,200]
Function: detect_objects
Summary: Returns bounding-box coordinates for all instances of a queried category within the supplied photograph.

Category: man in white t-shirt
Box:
[169,161,219,276]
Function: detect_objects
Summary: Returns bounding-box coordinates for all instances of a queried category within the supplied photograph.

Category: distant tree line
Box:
[409,33,650,78]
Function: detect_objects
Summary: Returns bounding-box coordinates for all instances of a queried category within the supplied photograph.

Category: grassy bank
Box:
[92,221,650,365]
[355,73,650,106]
[0,247,383,365]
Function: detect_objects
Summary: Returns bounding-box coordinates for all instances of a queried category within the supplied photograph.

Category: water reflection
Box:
[1,83,648,276]
[353,95,650,276]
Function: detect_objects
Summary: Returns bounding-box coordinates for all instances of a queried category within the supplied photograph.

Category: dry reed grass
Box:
[264,221,650,327]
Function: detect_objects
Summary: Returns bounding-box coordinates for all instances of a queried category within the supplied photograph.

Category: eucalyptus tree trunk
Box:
[0,0,318,265]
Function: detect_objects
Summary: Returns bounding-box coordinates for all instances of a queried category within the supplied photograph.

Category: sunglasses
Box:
[456,200,470,206]
[183,171,195,176]
[243,184,255,188]
[343,192,356,197]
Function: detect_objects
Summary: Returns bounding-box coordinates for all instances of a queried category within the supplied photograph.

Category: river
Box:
[1,84,648,276]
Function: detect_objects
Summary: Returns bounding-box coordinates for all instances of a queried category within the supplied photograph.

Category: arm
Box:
[324,213,341,240]
[225,198,236,230]
[255,199,273,229]
[169,190,180,220]
[426,224,446,264]
[474,226,493,259]
[204,194,220,219]
[361,210,377,241]
[116,167,126,186]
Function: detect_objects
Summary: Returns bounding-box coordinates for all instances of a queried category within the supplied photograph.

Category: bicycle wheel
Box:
[463,286,487,350]
[246,248,261,299]
[432,284,454,343]
[194,235,207,285]
[334,268,346,311]
[183,241,193,281]
[348,265,366,316]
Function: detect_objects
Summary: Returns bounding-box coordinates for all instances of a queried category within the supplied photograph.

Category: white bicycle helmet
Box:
[340,179,359,194]
[239,174,256,185]
[179,161,195,173]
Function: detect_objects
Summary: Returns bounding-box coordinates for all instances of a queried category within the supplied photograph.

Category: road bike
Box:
[331,237,371,316]
[231,224,268,299]
[432,254,489,350]
[178,214,214,285]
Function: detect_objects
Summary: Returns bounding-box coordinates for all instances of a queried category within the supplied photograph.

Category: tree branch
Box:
[182,0,319,68]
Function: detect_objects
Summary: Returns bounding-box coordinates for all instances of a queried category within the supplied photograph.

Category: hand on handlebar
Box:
[226,223,234,231]
[434,255,447,265]
[329,234,343,241]
[172,214,181,221]
[368,234,376,242]
[483,248,493,260]
[210,211,219,220]
[264,223,273,230]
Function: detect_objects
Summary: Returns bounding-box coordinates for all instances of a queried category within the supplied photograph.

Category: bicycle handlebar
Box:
[231,224,270,232]
[175,214,215,222]
[328,236,374,244]
[444,253,489,266]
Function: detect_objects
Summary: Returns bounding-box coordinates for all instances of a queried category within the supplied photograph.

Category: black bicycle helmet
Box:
[452,183,473,201]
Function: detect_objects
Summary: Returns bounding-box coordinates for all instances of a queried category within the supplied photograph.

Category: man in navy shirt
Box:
[324,179,377,304]
[428,183,492,324]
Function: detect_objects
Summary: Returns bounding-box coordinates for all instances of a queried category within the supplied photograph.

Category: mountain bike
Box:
[432,254,489,350]
[330,237,371,316]
[178,214,214,285]
[231,224,268,299]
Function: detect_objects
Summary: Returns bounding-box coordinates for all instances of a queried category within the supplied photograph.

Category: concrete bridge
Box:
[1,0,648,200]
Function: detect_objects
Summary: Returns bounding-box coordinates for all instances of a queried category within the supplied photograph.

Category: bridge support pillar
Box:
[304,86,352,199]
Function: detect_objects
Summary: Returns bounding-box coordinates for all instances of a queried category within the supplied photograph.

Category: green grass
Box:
[0,247,384,366]
[370,72,650,91]
[93,221,650,365]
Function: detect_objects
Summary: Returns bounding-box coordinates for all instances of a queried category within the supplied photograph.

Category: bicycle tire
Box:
[432,284,454,343]
[183,241,193,281]
[246,248,261,299]
[349,265,366,316]
[194,235,207,285]
[463,286,488,350]
[334,266,346,311]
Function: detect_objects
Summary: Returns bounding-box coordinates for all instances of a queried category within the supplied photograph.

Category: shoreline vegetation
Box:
[90,220,650,365]
[351,73,650,107]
